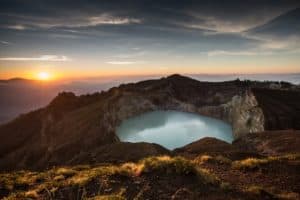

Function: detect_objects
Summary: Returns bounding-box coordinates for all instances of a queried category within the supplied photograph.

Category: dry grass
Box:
[69,166,118,186]
[24,190,39,198]
[244,185,300,199]
[232,154,300,170]
[194,154,232,165]
[88,195,126,200]
[55,167,77,177]
[232,158,270,170]
[0,155,242,199]
[277,192,300,199]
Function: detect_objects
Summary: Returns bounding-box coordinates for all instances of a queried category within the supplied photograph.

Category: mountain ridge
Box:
[0,74,299,171]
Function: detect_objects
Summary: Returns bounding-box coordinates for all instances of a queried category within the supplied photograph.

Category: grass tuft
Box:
[25,190,39,198]
[232,154,300,171]
[194,155,232,165]
[88,195,126,200]
[232,158,270,170]
[55,167,77,177]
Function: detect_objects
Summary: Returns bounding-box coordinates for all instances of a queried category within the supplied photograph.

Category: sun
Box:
[37,71,51,81]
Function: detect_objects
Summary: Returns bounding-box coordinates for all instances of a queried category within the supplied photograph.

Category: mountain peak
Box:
[166,74,194,81]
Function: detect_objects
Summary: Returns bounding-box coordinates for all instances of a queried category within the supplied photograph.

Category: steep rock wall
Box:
[105,88,264,140]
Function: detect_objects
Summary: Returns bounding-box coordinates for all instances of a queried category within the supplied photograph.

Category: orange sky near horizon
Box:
[1,49,300,81]
[1,64,300,81]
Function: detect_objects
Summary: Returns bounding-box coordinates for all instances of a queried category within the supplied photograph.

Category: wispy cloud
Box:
[88,15,141,26]
[259,36,300,50]
[6,25,26,30]
[113,51,146,59]
[240,31,300,51]
[9,14,142,29]
[207,50,272,56]
[0,55,71,61]
[0,41,11,45]
[106,60,144,65]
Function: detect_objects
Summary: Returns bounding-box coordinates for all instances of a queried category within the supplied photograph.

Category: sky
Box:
[0,0,300,80]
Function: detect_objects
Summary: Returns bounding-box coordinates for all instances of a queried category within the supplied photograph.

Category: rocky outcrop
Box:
[222,91,265,138]
[0,74,299,171]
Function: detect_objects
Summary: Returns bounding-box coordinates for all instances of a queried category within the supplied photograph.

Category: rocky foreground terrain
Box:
[0,74,300,199]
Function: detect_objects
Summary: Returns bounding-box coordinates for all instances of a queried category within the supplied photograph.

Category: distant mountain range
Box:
[0,78,124,124]
[1,74,299,125]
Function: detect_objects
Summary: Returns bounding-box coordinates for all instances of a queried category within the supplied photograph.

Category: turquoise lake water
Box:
[116,110,233,150]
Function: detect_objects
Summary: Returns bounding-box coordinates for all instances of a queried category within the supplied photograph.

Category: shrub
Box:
[141,156,197,175]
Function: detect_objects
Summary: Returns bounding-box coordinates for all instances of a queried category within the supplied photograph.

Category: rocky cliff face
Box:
[104,81,264,139]
[222,91,265,138]
[0,74,299,171]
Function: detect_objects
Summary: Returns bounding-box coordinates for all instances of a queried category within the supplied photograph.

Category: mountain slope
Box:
[0,74,299,171]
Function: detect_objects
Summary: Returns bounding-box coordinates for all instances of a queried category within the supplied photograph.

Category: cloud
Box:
[0,55,71,61]
[183,17,258,33]
[6,25,26,30]
[0,41,11,45]
[260,37,300,50]
[241,31,300,51]
[88,15,141,26]
[0,0,299,63]
[207,50,272,56]
[113,51,146,59]
[1,0,298,33]
[3,14,141,29]
[106,61,138,65]
[45,15,140,28]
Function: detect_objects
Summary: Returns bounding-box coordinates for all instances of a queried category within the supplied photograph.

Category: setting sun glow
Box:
[37,72,51,81]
